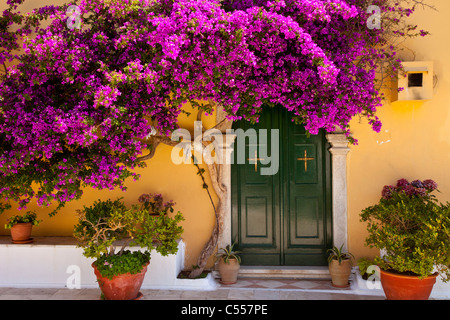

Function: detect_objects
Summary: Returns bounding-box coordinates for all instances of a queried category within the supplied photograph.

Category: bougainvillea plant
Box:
[0,0,431,215]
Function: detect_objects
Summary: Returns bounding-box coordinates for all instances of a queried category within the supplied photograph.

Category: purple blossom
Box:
[383,178,438,200]
[411,180,424,188]
[396,179,409,188]
[138,194,151,203]
[402,184,417,197]
[381,185,395,200]
[415,188,427,197]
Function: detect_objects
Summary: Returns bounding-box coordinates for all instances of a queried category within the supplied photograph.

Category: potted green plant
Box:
[73,194,184,300]
[360,178,450,300]
[5,211,42,244]
[327,244,354,288]
[216,243,241,285]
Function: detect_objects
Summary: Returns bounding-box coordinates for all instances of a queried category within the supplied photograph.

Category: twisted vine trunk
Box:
[143,108,232,279]
[188,176,225,278]
[188,215,220,278]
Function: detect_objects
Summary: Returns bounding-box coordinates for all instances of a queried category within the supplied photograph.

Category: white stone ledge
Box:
[0,236,217,291]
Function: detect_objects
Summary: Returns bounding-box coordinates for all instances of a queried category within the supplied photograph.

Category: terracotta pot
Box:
[329,259,352,288]
[380,269,438,300]
[10,223,33,242]
[218,258,240,285]
[92,262,149,300]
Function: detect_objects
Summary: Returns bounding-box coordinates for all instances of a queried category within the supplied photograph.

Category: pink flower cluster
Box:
[382,179,438,200]
[138,193,175,214]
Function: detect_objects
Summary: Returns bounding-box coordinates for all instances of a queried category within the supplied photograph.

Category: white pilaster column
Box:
[326,133,351,252]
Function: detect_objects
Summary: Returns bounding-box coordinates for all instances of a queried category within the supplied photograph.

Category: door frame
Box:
[230,109,333,265]
[215,111,351,256]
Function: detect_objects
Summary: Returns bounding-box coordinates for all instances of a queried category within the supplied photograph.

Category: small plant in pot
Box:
[5,211,42,244]
[360,178,450,300]
[73,194,184,300]
[327,244,354,288]
[216,243,241,285]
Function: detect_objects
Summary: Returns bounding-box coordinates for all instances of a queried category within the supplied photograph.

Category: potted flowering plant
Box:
[5,211,42,244]
[73,194,184,300]
[360,179,450,300]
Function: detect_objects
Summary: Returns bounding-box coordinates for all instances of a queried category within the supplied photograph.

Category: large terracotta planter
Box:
[380,269,438,300]
[329,259,352,288]
[10,223,33,243]
[218,258,240,285]
[92,262,149,300]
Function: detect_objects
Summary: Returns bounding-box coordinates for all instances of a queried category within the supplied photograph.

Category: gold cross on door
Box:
[297,150,315,172]
[248,150,265,172]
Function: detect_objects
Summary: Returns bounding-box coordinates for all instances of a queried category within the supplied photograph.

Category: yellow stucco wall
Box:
[347,0,450,260]
[1,0,448,270]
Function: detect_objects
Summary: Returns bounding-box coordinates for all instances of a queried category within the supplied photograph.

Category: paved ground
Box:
[0,287,385,300]
[0,278,385,300]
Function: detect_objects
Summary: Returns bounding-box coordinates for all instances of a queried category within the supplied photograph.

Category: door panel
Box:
[244,197,271,243]
[292,196,320,240]
[282,113,329,265]
[231,108,281,265]
[294,144,317,184]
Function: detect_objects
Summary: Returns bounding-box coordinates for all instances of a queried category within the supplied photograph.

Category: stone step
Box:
[213,266,331,280]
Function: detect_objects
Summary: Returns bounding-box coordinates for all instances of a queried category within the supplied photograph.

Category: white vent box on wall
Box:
[396,61,434,101]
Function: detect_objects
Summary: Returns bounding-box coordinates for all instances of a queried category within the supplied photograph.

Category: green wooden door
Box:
[231,107,332,266]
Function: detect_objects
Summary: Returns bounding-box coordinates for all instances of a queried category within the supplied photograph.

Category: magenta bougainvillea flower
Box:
[0,0,428,214]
